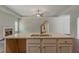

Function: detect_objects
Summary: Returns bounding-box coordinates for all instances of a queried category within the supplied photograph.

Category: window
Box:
[15,21,18,33]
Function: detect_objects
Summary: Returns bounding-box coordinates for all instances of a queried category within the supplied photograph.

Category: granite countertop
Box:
[4,33,74,39]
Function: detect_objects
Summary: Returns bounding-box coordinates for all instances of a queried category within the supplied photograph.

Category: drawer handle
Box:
[59,46,61,48]
[39,47,40,48]
[64,41,67,43]
[43,46,45,48]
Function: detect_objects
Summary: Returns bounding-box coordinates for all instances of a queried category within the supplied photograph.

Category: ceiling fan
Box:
[33,9,46,17]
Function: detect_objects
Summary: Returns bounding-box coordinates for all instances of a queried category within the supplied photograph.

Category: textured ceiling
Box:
[5,5,79,17]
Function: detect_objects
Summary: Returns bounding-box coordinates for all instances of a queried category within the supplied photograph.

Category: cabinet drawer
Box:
[43,39,56,44]
[43,43,56,46]
[42,46,56,53]
[28,46,40,53]
[28,43,40,46]
[58,44,73,46]
[28,39,40,43]
[58,46,72,53]
[58,39,73,44]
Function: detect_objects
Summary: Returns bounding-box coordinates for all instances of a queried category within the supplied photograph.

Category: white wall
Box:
[20,15,70,34]
[0,10,19,37]
[70,15,77,38]
[19,16,41,33]
[48,15,70,34]
[77,17,79,39]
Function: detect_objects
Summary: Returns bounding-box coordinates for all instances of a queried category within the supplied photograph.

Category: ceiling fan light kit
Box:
[33,8,46,17]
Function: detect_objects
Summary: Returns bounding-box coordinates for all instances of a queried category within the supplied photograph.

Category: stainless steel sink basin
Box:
[31,34,52,37]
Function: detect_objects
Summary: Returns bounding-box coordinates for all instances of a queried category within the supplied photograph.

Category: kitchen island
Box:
[4,33,74,53]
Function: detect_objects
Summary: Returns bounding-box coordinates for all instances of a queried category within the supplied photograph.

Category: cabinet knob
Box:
[39,47,40,48]
[59,46,61,48]
[65,41,67,43]
[43,46,45,48]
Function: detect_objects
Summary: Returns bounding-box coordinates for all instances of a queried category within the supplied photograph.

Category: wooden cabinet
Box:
[28,39,40,44]
[5,38,73,53]
[42,46,56,53]
[28,44,40,53]
[6,39,18,53]
[58,46,72,53]
[58,39,73,44]
[17,39,26,53]
[28,46,40,53]
[42,39,56,53]
[57,39,73,53]
[27,39,57,53]
[27,38,73,53]
[6,39,26,53]
[27,39,40,53]
[42,39,56,44]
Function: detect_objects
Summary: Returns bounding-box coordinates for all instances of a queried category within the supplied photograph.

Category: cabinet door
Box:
[42,39,56,53]
[58,46,72,53]
[58,39,73,53]
[28,46,40,53]
[6,39,26,53]
[58,39,73,44]
[42,46,56,53]
[6,39,18,53]
[18,39,26,53]
[28,39,40,53]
